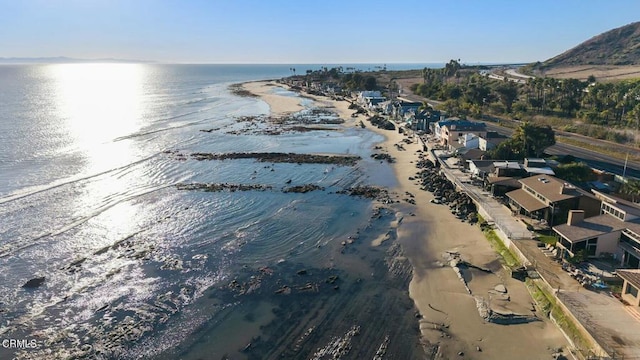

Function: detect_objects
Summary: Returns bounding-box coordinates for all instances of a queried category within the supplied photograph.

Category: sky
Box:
[1,0,639,64]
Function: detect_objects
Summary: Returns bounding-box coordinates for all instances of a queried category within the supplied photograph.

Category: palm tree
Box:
[621,179,640,203]
[418,100,433,113]
[513,122,555,158]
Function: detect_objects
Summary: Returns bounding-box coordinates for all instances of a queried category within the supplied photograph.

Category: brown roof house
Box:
[506,175,601,227]
[553,191,640,265]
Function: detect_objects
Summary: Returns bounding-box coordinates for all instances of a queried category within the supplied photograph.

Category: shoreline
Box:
[240,80,569,359]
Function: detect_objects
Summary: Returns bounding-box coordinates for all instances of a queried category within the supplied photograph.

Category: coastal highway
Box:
[393,82,640,178]
[483,122,640,179]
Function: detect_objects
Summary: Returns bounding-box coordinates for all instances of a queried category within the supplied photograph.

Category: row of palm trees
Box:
[524,76,640,129]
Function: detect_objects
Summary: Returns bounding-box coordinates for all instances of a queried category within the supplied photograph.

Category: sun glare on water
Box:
[49,63,152,228]
[51,63,146,168]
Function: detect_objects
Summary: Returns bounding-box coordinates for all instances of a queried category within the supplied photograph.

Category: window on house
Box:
[586,238,598,256]
[626,283,639,298]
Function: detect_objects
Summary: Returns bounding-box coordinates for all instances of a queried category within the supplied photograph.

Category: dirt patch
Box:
[544,65,640,81]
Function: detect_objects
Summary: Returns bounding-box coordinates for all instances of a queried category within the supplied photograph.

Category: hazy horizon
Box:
[0,57,527,66]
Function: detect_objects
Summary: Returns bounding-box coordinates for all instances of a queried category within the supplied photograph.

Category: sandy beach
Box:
[242,80,570,359]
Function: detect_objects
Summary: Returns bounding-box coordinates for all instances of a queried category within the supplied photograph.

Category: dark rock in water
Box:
[22,277,45,288]
[297,269,308,275]
[371,153,395,163]
[189,152,361,166]
[176,183,273,192]
[283,184,324,193]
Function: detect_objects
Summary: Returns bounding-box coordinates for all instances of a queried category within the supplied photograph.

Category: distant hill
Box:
[543,21,640,67]
[0,56,153,64]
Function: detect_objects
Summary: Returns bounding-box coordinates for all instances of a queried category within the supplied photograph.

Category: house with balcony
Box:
[506,175,601,226]
[357,90,382,105]
[392,101,423,119]
[432,119,487,146]
[408,109,441,132]
[553,191,640,265]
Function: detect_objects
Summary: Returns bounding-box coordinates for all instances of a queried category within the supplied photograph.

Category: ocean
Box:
[0,63,433,359]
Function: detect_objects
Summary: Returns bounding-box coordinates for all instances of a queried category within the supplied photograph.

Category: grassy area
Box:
[536,233,557,246]
[526,279,592,356]
[482,228,520,268]
[477,213,521,268]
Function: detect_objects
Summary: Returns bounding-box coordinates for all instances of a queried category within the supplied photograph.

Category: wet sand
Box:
[244,80,570,359]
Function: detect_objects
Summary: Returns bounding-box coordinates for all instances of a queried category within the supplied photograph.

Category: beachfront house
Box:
[456,148,486,163]
[408,109,441,132]
[523,158,556,177]
[467,160,526,196]
[468,160,495,179]
[379,101,394,116]
[432,119,487,146]
[364,96,387,111]
[458,133,480,149]
[392,101,423,119]
[478,132,509,151]
[506,175,601,226]
[324,84,343,95]
[466,159,556,197]
[553,191,640,264]
[357,91,382,106]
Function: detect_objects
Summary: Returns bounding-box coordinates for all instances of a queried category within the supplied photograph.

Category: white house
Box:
[357,91,382,105]
[458,133,480,149]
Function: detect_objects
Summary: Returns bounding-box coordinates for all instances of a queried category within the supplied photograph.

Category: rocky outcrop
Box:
[22,276,45,288]
[367,115,395,131]
[176,183,273,192]
[190,152,361,166]
[283,184,325,193]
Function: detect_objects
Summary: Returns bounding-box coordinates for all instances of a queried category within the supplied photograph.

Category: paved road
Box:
[483,122,640,179]
[394,85,640,178]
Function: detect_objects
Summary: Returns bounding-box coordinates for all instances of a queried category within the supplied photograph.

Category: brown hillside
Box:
[544,21,640,67]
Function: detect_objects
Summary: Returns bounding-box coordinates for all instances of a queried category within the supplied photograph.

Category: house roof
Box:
[488,176,523,188]
[468,160,495,173]
[524,158,548,166]
[518,175,582,203]
[618,269,640,290]
[525,167,556,176]
[396,101,422,107]
[450,142,465,150]
[506,188,548,212]
[494,161,523,170]
[436,119,487,132]
[553,214,629,243]
[460,148,486,161]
